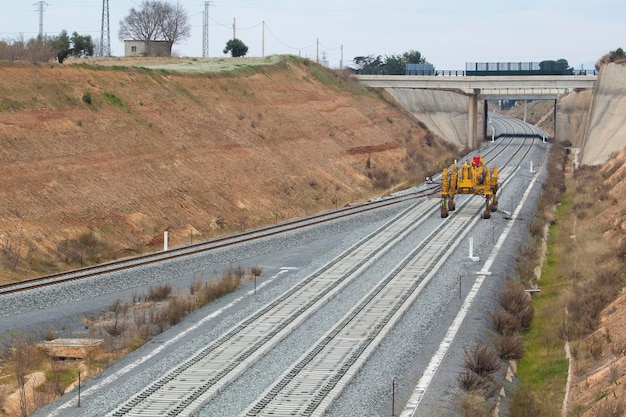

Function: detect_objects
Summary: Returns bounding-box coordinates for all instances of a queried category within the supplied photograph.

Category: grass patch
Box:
[0,97,23,112]
[510,145,626,416]
[103,92,128,112]
[513,219,570,413]
[304,61,376,97]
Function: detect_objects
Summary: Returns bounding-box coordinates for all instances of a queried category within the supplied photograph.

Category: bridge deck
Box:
[356,74,596,97]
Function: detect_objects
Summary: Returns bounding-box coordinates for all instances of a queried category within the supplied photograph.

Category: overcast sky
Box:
[0,0,623,70]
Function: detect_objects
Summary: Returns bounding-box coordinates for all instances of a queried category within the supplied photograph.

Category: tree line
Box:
[348,50,431,75]
[0,31,95,63]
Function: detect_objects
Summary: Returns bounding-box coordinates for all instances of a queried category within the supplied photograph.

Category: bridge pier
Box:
[483,100,489,140]
[468,89,480,149]
[356,74,595,149]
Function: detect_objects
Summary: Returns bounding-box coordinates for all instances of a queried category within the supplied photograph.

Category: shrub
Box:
[498,283,534,331]
[146,283,172,301]
[515,244,540,286]
[458,368,501,400]
[164,297,190,326]
[464,344,501,376]
[103,316,127,337]
[458,368,485,392]
[588,336,604,361]
[492,309,522,336]
[249,265,263,278]
[494,334,525,360]
[82,92,92,105]
[368,167,392,189]
[231,265,245,282]
[567,267,623,333]
[593,397,625,417]
[528,218,544,238]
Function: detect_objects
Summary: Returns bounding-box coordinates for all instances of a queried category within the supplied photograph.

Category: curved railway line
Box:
[13,126,546,417]
[101,138,535,417]
[489,112,548,139]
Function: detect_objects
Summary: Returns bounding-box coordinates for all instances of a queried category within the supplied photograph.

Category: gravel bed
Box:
[26,200,414,417]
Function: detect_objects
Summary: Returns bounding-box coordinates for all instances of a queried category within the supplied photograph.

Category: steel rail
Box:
[242,174,495,417]
[105,138,534,417]
[0,186,441,296]
[241,140,535,416]
[107,197,442,416]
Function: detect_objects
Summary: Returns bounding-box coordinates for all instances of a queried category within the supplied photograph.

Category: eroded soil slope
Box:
[0,57,455,281]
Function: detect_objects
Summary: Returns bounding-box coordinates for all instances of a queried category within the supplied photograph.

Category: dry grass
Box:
[146,283,173,302]
[498,282,534,332]
[460,392,495,417]
[0,264,259,415]
[508,144,626,417]
[494,333,525,360]
[463,344,501,377]
[458,343,502,403]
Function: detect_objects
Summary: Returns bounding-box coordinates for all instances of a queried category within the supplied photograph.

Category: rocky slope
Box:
[0,56,455,281]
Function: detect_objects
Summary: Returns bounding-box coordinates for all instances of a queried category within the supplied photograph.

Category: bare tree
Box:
[2,236,22,271]
[8,335,36,417]
[161,2,190,45]
[119,1,190,55]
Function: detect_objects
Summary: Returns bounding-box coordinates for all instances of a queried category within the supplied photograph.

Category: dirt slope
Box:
[567,147,626,416]
[0,57,455,281]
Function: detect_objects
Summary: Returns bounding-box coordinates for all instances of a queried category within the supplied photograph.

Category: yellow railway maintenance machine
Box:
[441,156,499,219]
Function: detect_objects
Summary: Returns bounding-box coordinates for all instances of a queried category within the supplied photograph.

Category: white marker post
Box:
[164,231,169,251]
[530,161,534,173]
[469,237,479,261]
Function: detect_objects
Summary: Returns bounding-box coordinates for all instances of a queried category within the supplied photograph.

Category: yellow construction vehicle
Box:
[440,156,499,219]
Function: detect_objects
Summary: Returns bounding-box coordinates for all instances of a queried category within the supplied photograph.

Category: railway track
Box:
[0,133,523,298]
[16,134,542,417]
[242,173,496,417]
[105,138,534,417]
[107,196,442,416]
[0,185,441,297]
[241,151,534,416]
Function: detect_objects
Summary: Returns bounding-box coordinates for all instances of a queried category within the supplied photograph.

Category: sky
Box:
[0,0,623,70]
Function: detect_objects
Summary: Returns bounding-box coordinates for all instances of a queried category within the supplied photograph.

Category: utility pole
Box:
[34,1,48,38]
[100,0,111,56]
[340,45,343,70]
[202,1,211,57]
[316,38,319,64]
[233,17,236,39]
[261,21,265,57]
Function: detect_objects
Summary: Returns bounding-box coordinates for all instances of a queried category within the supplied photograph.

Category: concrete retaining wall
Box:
[581,62,626,165]
[384,88,472,149]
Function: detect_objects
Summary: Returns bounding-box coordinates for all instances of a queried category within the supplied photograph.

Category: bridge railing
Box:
[353,69,598,76]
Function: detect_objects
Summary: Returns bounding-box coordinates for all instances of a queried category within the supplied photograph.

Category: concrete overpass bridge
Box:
[356,74,597,148]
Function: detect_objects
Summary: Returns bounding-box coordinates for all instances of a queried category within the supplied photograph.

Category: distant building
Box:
[124,40,173,57]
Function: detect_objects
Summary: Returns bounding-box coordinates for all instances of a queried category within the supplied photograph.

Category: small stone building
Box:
[124,40,173,57]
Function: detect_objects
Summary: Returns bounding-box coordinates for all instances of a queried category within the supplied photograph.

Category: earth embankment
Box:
[0,57,455,281]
